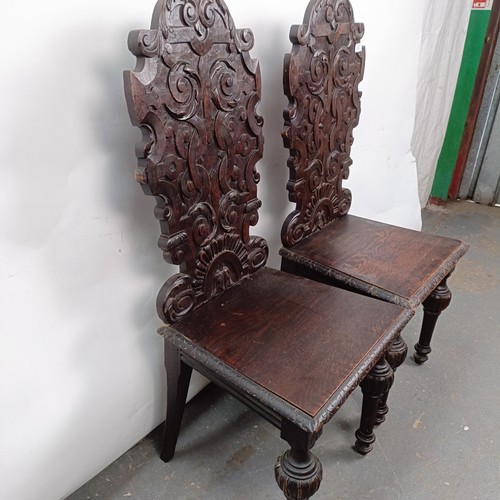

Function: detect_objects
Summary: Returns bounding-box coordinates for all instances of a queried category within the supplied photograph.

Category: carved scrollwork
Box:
[157,154,183,182]
[131,29,161,58]
[332,47,352,89]
[124,0,265,324]
[308,50,329,95]
[325,152,341,183]
[281,211,307,248]
[159,231,189,265]
[200,0,218,27]
[211,59,240,111]
[182,0,201,27]
[281,0,365,247]
[248,236,268,273]
[339,187,352,216]
[307,159,324,192]
[334,0,354,22]
[219,190,240,232]
[166,62,201,120]
[233,28,255,54]
[215,105,250,156]
[190,202,217,246]
[247,92,264,136]
[157,274,196,323]
[293,0,355,46]
[245,199,262,227]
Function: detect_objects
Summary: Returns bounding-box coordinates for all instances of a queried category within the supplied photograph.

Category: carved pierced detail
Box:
[281,0,365,247]
[124,0,267,323]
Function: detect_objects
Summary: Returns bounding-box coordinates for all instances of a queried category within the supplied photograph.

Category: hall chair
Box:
[123,1,414,498]
[279,0,469,425]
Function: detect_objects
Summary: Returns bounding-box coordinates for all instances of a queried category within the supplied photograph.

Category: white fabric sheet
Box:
[412,1,471,206]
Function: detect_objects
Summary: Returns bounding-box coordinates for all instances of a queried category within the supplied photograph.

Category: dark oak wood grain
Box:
[281,215,468,308]
[279,0,469,373]
[168,267,409,417]
[124,1,414,498]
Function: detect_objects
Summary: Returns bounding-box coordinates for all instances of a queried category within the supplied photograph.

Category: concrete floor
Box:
[68,201,500,500]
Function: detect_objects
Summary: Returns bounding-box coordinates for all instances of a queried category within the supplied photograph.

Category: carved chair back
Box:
[124,0,268,324]
[281,0,365,247]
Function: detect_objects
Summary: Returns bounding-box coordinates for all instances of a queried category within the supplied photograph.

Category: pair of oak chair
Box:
[123,0,468,498]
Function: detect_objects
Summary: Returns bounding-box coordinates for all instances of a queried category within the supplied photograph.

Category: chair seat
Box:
[161,267,413,424]
[280,215,469,309]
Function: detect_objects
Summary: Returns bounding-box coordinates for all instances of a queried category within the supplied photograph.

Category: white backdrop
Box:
[0,1,424,499]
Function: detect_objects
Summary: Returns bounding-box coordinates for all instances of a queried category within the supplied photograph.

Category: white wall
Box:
[0,1,424,499]
[347,0,424,227]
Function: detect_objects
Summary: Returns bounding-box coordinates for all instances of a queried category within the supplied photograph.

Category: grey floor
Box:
[68,201,500,500]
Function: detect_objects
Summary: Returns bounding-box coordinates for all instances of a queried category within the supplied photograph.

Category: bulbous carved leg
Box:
[160,341,192,462]
[354,356,394,455]
[375,334,408,425]
[414,274,452,365]
[275,449,322,500]
[275,421,323,499]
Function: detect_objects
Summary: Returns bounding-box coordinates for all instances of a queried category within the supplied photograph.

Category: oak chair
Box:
[123,1,413,498]
[279,0,469,425]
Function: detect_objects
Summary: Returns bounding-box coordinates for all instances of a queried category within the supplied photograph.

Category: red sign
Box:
[472,0,492,8]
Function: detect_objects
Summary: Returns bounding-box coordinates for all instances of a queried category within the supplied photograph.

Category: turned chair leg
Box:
[275,421,323,500]
[414,273,453,365]
[375,334,408,425]
[354,356,394,455]
[160,341,193,462]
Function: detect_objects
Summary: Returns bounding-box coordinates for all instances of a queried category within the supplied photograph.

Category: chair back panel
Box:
[124,0,268,323]
[281,0,365,247]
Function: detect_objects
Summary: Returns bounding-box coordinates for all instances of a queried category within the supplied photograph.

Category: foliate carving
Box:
[281,0,365,247]
[124,0,267,323]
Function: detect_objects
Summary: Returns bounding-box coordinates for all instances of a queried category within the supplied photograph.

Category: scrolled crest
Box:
[282,0,365,247]
[124,0,267,323]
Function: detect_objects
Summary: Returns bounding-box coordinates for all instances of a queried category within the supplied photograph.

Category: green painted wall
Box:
[430,9,491,200]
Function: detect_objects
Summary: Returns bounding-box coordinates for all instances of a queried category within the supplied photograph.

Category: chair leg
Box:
[354,356,394,455]
[375,333,408,425]
[275,421,323,500]
[414,273,452,365]
[160,341,192,462]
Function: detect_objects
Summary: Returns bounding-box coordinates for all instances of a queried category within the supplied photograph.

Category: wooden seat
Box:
[279,0,468,427]
[162,267,410,419]
[281,215,466,310]
[123,1,413,498]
